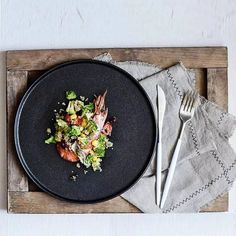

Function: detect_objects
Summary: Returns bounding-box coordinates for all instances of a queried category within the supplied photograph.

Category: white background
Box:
[1,0,236,235]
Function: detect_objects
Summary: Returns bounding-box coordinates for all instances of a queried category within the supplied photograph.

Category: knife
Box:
[155,85,166,206]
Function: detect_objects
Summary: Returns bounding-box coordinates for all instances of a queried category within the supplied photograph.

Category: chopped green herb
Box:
[86,120,98,133]
[74,100,83,112]
[94,147,105,157]
[66,90,77,100]
[83,154,93,168]
[54,131,62,142]
[78,136,89,145]
[45,135,56,144]
[56,119,68,128]
[82,102,94,116]
[92,157,102,171]
[66,101,76,115]
[69,125,81,137]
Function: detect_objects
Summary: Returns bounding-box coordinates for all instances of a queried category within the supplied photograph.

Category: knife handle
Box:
[160,138,182,209]
[156,140,162,206]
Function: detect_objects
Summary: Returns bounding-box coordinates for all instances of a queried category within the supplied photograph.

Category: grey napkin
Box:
[95,53,236,213]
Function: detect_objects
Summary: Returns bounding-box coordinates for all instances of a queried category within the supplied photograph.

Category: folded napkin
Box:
[95,53,236,213]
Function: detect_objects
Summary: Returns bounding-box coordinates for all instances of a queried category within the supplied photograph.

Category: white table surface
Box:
[1,0,236,235]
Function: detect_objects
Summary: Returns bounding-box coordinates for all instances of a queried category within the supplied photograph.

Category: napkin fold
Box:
[95,53,236,213]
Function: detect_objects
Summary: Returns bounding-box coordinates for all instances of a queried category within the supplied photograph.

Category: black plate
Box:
[14,60,156,203]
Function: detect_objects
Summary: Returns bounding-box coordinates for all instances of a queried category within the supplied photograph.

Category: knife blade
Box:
[155,85,166,206]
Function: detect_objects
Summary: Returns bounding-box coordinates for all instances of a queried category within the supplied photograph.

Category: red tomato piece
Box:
[56,143,79,162]
[64,114,72,124]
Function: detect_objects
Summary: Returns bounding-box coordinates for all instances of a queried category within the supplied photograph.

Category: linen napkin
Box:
[95,53,236,213]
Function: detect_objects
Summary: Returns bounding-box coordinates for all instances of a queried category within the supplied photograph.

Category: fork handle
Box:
[160,122,186,209]
[155,140,162,206]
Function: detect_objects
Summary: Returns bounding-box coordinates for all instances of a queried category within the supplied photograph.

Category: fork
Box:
[160,91,197,209]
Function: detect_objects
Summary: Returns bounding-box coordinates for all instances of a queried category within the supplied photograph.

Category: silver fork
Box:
[160,91,197,209]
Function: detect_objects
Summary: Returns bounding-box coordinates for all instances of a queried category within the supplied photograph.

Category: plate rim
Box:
[14,59,157,204]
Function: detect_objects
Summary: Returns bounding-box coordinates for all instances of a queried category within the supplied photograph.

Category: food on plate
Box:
[45,90,114,172]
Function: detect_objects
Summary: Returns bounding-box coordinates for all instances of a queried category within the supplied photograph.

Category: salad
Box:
[45,90,114,172]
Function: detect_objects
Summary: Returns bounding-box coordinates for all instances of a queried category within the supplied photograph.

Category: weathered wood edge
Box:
[8,191,228,213]
[8,192,140,214]
[7,70,29,192]
[200,193,228,212]
[193,50,228,213]
[207,68,228,110]
[200,67,228,212]
[6,47,227,70]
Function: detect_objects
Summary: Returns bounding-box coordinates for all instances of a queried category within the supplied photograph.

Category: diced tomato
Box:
[64,114,72,124]
[64,114,82,126]
[74,117,83,126]
[56,143,79,162]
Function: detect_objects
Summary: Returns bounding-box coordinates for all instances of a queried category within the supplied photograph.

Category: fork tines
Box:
[181,91,197,113]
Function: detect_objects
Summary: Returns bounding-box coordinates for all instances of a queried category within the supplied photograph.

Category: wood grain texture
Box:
[194,69,207,97]
[200,193,228,212]
[7,70,29,191]
[7,47,227,70]
[207,68,228,110]
[7,47,228,213]
[204,67,228,212]
[8,192,140,214]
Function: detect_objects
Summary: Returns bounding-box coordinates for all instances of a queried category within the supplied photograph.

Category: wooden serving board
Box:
[7,47,228,213]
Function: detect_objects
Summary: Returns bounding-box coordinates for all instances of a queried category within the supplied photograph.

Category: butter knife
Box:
[155,85,166,206]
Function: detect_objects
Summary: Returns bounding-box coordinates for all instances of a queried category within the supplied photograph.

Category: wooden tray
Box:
[7,47,228,213]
